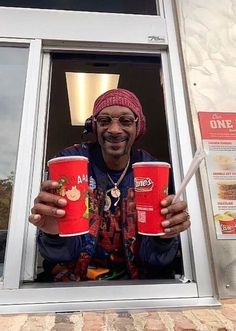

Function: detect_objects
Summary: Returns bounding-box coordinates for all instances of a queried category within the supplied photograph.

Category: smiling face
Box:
[95,105,137,166]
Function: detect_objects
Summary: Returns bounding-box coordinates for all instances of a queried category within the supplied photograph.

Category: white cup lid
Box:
[47,156,88,166]
[132,161,170,168]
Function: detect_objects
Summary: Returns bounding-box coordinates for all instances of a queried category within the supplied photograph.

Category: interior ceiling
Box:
[46,53,170,164]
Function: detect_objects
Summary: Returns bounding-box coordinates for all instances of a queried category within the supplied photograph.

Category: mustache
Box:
[103,133,128,143]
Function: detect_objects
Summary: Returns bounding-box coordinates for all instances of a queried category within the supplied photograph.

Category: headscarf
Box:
[93,88,146,140]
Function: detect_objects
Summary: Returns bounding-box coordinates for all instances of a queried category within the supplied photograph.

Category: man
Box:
[29,88,190,282]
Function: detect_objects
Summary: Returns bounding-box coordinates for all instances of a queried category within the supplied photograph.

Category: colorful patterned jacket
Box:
[37,143,179,282]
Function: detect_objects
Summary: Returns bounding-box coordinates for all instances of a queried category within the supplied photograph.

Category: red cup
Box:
[47,156,89,237]
[132,162,170,236]
[219,219,236,234]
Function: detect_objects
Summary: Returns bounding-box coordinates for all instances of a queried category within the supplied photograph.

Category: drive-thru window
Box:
[0,1,218,313]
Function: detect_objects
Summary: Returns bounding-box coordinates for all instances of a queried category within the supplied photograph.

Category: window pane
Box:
[0,47,28,278]
[0,0,159,15]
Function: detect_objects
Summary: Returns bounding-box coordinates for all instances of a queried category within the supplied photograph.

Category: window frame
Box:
[1,39,43,289]
[0,0,218,311]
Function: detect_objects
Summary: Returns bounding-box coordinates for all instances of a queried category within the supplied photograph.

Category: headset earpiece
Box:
[83,116,93,135]
[81,116,96,142]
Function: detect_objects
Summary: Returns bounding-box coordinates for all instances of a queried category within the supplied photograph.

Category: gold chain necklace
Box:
[105,158,130,209]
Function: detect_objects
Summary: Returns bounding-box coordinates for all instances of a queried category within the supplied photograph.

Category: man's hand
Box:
[29,180,67,234]
[160,195,190,238]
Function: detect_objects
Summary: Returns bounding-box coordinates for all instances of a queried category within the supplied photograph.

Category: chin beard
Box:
[105,143,132,157]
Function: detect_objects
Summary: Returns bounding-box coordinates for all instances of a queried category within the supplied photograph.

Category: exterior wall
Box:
[176,0,236,298]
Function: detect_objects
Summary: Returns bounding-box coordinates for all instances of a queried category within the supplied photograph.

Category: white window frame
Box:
[0,38,32,289]
[1,38,43,289]
[0,0,219,312]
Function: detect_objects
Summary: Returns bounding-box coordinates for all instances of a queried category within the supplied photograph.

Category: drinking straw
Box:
[172,146,206,203]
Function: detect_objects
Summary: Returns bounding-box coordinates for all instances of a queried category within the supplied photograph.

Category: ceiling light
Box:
[66,72,120,125]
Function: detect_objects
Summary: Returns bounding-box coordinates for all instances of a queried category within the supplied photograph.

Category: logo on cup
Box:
[134,177,153,192]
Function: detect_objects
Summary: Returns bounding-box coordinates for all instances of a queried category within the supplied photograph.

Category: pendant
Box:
[111,187,121,198]
[104,194,111,211]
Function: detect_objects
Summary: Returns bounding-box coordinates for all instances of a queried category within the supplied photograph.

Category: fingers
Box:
[28,213,59,234]
[33,191,66,217]
[35,190,67,208]
[30,180,67,220]
[32,201,66,218]
[161,210,191,237]
[41,180,60,191]
[161,196,187,216]
[161,194,174,206]
[29,214,45,228]
[160,196,190,237]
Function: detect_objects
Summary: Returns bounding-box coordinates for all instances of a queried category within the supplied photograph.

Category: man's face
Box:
[95,105,137,159]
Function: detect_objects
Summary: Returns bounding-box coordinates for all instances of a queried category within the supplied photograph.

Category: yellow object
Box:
[83,195,89,219]
[214,212,234,222]
[86,267,110,280]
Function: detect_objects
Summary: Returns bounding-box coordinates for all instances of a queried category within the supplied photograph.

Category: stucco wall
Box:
[176,0,236,298]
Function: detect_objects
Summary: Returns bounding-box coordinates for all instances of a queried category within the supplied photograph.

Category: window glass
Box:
[0,0,159,15]
[0,47,28,278]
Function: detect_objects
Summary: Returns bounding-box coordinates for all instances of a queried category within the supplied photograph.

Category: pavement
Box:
[0,299,236,330]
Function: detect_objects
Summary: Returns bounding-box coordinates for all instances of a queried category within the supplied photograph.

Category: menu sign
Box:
[198,112,236,239]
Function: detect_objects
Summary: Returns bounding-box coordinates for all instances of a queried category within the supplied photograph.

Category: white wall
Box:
[176,0,236,298]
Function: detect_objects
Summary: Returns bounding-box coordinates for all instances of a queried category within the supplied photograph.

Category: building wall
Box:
[176,0,236,298]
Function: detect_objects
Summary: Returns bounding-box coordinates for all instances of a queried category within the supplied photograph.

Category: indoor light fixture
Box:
[66,72,120,125]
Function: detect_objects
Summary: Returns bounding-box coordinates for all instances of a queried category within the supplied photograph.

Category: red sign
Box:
[198,112,236,140]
